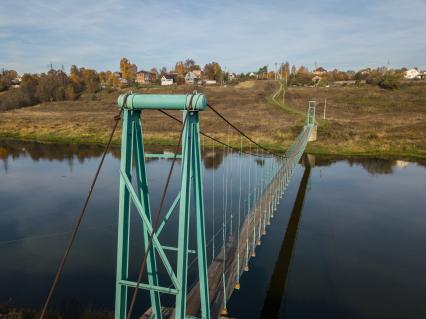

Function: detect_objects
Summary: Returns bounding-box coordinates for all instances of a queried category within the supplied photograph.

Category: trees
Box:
[160,67,167,76]
[183,59,201,72]
[82,69,100,93]
[291,65,297,77]
[203,62,223,81]
[175,61,185,75]
[279,62,290,80]
[0,69,18,91]
[290,66,312,86]
[120,58,137,84]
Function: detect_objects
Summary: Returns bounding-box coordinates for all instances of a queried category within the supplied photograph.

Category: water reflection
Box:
[260,155,311,318]
[2,140,423,175]
[1,141,426,319]
[0,140,227,173]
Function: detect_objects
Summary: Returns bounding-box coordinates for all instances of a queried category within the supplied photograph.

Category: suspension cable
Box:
[207,103,287,159]
[157,110,273,158]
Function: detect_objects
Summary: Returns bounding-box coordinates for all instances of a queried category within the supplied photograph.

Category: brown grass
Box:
[0,81,425,158]
[286,83,426,157]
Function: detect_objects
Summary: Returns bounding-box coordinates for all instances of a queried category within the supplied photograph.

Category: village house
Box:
[161,73,178,86]
[313,67,327,76]
[228,73,236,81]
[185,71,200,85]
[404,68,421,80]
[192,70,202,78]
[136,70,157,84]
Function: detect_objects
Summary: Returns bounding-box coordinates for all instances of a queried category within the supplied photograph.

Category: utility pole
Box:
[323,98,327,120]
[275,62,278,80]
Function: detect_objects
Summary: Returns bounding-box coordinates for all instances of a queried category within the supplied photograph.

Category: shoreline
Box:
[1,135,425,161]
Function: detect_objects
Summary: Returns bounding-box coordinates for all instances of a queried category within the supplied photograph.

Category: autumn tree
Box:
[183,59,201,72]
[82,69,100,93]
[175,61,185,75]
[0,69,18,91]
[99,71,111,86]
[279,62,290,81]
[203,62,223,81]
[291,65,297,77]
[290,66,312,86]
[120,58,137,83]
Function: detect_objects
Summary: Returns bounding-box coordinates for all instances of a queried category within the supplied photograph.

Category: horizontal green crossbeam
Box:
[163,245,196,254]
[119,280,179,295]
[145,153,183,159]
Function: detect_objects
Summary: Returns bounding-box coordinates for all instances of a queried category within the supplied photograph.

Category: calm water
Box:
[0,140,426,318]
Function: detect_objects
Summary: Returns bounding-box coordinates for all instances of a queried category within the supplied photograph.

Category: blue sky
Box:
[1,0,425,74]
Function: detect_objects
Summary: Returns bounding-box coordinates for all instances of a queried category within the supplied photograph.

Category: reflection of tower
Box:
[0,147,9,174]
[2,157,8,174]
[67,156,74,173]
[260,154,312,319]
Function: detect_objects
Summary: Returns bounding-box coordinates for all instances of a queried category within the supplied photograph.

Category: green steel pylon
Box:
[115,93,211,319]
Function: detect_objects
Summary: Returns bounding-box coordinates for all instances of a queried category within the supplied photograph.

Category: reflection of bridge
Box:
[113,93,316,319]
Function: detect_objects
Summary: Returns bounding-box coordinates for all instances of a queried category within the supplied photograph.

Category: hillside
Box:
[0,80,425,158]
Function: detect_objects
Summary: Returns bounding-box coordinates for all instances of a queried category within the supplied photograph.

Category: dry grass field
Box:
[0,80,425,158]
[286,83,426,157]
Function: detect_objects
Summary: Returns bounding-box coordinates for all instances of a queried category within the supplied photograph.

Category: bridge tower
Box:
[114,93,210,319]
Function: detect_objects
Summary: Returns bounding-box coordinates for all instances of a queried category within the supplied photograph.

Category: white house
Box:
[161,75,174,86]
[404,68,420,80]
[228,73,236,81]
[185,72,199,85]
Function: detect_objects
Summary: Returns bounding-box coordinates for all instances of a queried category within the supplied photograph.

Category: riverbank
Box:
[0,81,425,159]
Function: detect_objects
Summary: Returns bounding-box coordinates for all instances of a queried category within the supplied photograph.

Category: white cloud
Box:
[1,0,425,73]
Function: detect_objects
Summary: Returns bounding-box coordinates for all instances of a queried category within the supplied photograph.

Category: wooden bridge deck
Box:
[185,163,289,318]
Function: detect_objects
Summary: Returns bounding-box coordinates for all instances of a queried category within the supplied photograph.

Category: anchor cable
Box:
[39,93,131,319]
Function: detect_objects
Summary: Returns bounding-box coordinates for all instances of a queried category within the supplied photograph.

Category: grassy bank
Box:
[0,81,425,159]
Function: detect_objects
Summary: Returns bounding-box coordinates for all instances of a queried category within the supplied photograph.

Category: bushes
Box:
[364,70,403,90]
[379,73,403,90]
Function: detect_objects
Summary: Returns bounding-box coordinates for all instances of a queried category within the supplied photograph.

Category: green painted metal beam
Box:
[120,280,179,295]
[118,93,207,111]
[163,245,196,254]
[145,153,183,159]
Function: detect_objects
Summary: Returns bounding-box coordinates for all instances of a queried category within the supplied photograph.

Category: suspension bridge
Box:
[39,91,317,319]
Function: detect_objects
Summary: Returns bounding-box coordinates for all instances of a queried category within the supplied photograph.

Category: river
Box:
[0,140,425,319]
